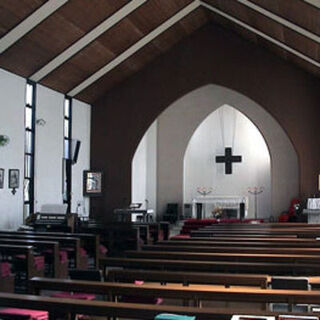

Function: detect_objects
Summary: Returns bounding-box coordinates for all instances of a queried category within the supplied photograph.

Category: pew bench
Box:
[1,291,320,320]
[99,257,320,275]
[106,269,269,288]
[13,231,100,269]
[0,234,83,269]
[158,240,320,248]
[28,277,320,309]
[126,250,320,264]
[142,245,320,255]
[0,245,44,293]
[0,239,66,278]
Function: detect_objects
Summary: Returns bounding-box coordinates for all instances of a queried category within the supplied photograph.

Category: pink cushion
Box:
[99,244,108,255]
[170,235,190,239]
[59,250,68,263]
[34,256,45,271]
[80,248,87,257]
[0,308,48,320]
[134,280,144,285]
[51,292,96,300]
[0,262,11,277]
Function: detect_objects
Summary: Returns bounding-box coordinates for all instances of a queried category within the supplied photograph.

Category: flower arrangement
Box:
[0,135,9,147]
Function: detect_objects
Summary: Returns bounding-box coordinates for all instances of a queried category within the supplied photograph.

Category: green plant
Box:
[0,135,9,146]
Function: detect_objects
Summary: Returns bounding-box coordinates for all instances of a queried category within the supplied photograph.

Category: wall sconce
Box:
[36,118,46,126]
[0,135,10,147]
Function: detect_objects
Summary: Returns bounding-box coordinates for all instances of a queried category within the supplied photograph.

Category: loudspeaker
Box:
[71,139,81,164]
[239,202,245,220]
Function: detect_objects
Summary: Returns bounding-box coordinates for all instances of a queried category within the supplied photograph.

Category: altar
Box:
[192,196,248,219]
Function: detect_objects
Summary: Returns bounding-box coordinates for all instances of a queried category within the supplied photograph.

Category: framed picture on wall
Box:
[9,169,19,189]
[83,170,103,197]
[0,169,4,189]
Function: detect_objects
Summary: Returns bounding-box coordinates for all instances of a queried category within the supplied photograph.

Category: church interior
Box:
[1,0,320,319]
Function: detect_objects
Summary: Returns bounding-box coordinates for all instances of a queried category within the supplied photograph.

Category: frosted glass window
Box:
[64,99,70,118]
[25,107,32,129]
[25,155,32,178]
[64,121,69,138]
[24,204,30,215]
[26,84,33,106]
[25,131,32,154]
[24,180,30,201]
[64,139,70,159]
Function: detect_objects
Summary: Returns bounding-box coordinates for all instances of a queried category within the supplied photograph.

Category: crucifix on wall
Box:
[216,147,242,174]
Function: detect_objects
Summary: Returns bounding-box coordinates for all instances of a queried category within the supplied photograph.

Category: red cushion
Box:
[59,250,68,263]
[0,262,11,277]
[99,244,108,255]
[34,256,45,271]
[80,248,87,257]
[0,308,48,320]
[51,292,96,300]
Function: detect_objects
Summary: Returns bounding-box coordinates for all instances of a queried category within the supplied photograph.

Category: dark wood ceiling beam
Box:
[39,0,195,93]
[249,0,320,37]
[204,0,319,63]
[75,8,209,104]
[237,0,320,45]
[0,0,47,37]
[30,0,147,82]
[0,0,68,54]
[201,1,320,68]
[67,0,201,97]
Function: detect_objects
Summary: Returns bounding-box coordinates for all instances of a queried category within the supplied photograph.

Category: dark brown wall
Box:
[91,23,320,218]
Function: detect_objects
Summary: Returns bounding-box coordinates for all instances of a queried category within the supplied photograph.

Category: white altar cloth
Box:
[307,198,320,210]
[192,195,248,219]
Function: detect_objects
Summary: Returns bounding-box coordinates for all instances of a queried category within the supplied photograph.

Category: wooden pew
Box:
[99,257,320,275]
[125,250,320,264]
[159,240,320,248]
[0,245,40,280]
[191,229,320,238]
[106,269,269,288]
[13,230,100,269]
[143,244,320,255]
[169,237,318,242]
[80,222,140,255]
[197,233,299,238]
[0,234,82,269]
[0,261,14,293]
[28,277,320,307]
[0,238,66,278]
[1,292,318,320]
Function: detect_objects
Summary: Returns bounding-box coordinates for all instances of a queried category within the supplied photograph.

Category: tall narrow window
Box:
[63,96,72,212]
[24,81,36,216]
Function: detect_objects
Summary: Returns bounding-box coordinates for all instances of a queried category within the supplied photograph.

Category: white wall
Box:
[0,69,25,228]
[72,99,91,216]
[184,105,271,218]
[132,120,157,213]
[0,68,91,228]
[35,85,64,210]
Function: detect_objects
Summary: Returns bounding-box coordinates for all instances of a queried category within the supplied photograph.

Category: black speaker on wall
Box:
[71,139,81,164]
[239,202,245,220]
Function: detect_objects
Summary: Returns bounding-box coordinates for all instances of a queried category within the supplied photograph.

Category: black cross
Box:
[216,147,242,174]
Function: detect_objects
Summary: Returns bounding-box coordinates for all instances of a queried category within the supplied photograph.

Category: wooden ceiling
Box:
[0,0,319,104]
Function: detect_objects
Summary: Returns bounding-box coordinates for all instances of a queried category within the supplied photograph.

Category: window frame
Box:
[24,81,36,215]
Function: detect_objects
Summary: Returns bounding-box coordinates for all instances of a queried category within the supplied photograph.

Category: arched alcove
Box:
[183,104,271,219]
[157,84,299,219]
[132,84,299,220]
